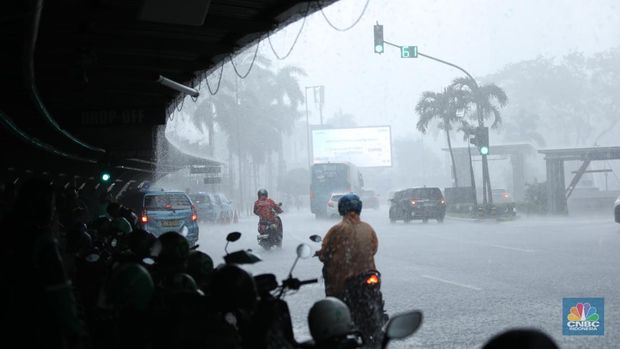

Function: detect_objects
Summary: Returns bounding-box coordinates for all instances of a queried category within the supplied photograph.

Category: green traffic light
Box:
[375,45,384,53]
[479,146,489,156]
[101,173,111,181]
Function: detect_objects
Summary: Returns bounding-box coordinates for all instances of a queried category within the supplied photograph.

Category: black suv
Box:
[389,187,446,223]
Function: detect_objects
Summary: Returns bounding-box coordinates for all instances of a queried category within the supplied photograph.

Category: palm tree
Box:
[415,86,468,187]
[192,99,216,155]
[451,77,507,205]
[203,53,306,192]
[451,77,508,127]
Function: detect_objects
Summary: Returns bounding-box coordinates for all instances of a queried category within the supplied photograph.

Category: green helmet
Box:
[104,263,154,310]
[110,217,132,235]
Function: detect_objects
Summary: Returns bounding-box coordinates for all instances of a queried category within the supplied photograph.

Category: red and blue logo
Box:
[563,298,604,336]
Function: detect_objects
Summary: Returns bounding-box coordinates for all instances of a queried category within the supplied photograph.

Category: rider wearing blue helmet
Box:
[315,193,379,299]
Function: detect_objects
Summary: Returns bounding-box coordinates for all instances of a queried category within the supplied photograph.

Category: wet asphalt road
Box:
[198,207,620,349]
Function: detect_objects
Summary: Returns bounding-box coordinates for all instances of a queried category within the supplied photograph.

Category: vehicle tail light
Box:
[502,193,509,198]
[191,205,198,221]
[140,210,148,224]
[366,273,380,285]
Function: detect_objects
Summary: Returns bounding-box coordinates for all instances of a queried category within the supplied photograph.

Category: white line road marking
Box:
[421,233,536,253]
[421,274,482,291]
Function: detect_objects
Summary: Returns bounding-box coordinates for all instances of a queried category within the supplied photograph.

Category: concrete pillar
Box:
[546,159,567,214]
[511,153,525,202]
[454,151,472,187]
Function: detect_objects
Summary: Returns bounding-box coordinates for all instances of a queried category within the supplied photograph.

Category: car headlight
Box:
[180,225,189,237]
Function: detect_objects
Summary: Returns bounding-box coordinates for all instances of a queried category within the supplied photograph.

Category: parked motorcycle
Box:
[250,243,318,348]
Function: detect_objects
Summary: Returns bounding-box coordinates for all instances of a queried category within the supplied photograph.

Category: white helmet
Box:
[308,297,356,342]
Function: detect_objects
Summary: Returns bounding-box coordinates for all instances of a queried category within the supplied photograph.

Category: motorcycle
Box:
[308,235,388,348]
[257,203,283,250]
[343,270,388,348]
[251,243,318,348]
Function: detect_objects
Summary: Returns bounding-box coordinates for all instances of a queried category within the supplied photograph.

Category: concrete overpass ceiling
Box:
[0,0,338,181]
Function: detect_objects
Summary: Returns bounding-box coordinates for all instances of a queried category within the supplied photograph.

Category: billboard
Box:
[312,126,392,167]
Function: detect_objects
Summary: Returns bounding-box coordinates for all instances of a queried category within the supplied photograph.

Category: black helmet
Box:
[127,229,156,258]
[155,231,190,266]
[257,188,268,198]
[187,251,214,281]
[338,193,363,216]
[161,272,202,295]
[211,264,257,313]
[103,263,154,310]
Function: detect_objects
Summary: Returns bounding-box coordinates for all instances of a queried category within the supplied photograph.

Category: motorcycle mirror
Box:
[226,232,242,242]
[142,257,155,265]
[384,310,423,345]
[309,234,322,243]
[225,232,242,254]
[296,243,312,259]
[224,249,262,265]
[287,243,310,278]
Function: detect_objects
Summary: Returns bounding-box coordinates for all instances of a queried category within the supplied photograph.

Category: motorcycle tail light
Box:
[366,274,380,285]
[141,210,148,224]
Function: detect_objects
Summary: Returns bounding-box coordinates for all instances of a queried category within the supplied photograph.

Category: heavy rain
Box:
[1,0,619,348]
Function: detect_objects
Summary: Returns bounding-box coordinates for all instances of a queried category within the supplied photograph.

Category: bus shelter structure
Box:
[539,146,620,214]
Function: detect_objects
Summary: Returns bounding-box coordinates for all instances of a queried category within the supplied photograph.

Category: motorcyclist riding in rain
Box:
[253,189,283,249]
[315,192,386,348]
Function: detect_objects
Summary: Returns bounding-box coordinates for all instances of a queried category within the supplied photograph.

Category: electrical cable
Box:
[267,3,310,60]
[176,96,185,112]
[206,63,225,95]
[230,38,261,79]
[24,0,106,154]
[318,0,370,32]
[0,109,98,164]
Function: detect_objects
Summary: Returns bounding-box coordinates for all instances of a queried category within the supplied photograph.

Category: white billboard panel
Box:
[312,126,392,167]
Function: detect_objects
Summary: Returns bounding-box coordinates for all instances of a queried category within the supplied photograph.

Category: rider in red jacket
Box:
[253,189,283,235]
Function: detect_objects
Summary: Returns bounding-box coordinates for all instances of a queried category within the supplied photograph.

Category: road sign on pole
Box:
[400,46,418,58]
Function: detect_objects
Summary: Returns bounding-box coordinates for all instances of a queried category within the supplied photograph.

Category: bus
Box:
[310,162,364,218]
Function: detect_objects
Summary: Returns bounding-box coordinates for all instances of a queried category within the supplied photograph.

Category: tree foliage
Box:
[484,49,620,147]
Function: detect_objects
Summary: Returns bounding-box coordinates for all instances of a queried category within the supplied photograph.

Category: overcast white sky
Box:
[168,0,620,190]
[260,0,620,145]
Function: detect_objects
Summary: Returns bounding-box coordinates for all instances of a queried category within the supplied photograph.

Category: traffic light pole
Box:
[415,49,494,207]
[386,41,484,207]
[467,136,478,207]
